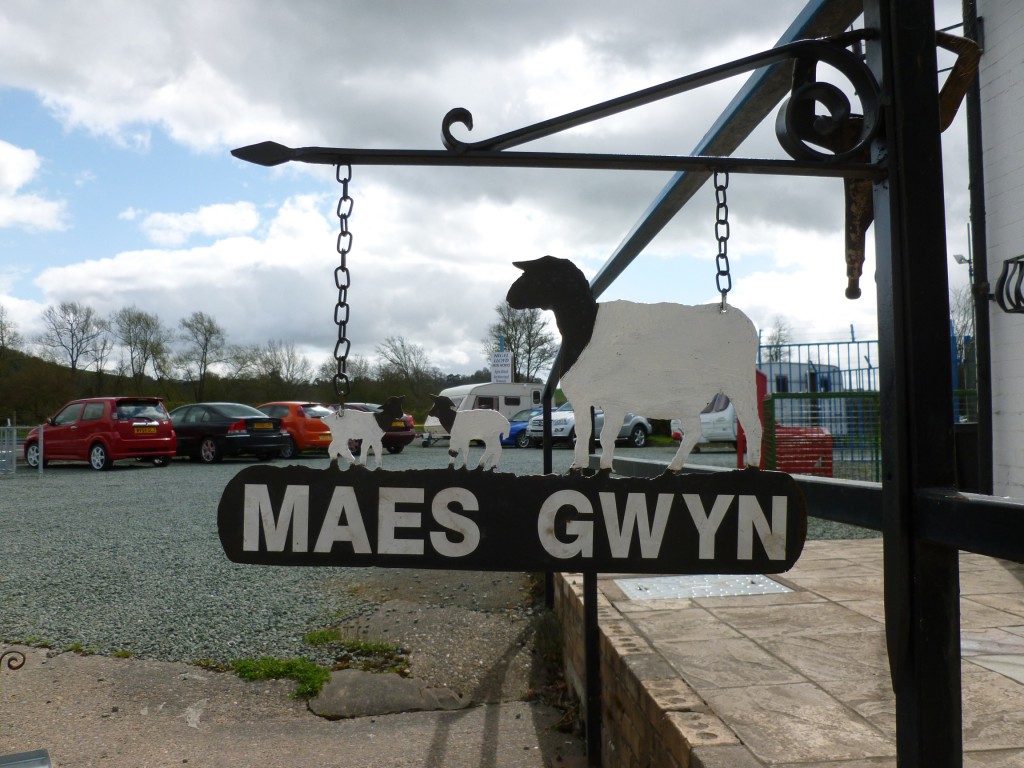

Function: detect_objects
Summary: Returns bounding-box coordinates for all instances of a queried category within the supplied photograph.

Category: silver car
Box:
[527,403,651,448]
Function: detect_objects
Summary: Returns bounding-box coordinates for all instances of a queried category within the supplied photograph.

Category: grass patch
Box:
[111,650,133,658]
[302,627,409,676]
[231,657,331,699]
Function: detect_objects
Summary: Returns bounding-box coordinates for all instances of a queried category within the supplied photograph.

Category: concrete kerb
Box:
[554,573,761,768]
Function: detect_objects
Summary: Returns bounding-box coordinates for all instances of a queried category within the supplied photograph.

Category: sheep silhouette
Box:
[322,395,407,470]
[506,255,761,472]
[428,394,509,470]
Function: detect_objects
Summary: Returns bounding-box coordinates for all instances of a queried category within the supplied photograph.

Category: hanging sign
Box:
[490,351,513,383]
[218,465,806,574]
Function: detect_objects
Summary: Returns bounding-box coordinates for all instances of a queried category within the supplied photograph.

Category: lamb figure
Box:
[322,395,407,470]
[428,394,509,470]
[506,255,761,472]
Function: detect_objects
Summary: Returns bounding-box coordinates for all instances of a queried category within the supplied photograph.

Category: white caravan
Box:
[422,382,543,445]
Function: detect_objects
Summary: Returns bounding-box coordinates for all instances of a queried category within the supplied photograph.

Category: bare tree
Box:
[764,316,792,363]
[111,306,171,390]
[482,302,558,382]
[949,284,974,364]
[256,339,312,387]
[176,311,227,400]
[37,301,104,384]
[0,304,23,360]
[375,335,439,401]
[86,318,117,390]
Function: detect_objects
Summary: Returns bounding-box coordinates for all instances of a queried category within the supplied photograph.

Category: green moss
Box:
[230,657,331,699]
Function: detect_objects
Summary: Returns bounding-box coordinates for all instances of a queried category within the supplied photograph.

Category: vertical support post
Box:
[867,0,963,765]
[962,0,993,495]
[584,572,602,767]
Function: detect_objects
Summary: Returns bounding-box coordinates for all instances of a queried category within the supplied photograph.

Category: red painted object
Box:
[774,426,834,477]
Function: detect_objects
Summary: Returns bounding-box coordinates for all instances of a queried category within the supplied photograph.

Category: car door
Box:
[44,402,85,459]
[73,400,109,460]
[170,406,202,454]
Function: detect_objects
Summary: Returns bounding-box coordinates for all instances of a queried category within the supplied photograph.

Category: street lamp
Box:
[953,252,973,281]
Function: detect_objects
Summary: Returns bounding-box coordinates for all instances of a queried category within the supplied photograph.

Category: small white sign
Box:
[490,351,513,383]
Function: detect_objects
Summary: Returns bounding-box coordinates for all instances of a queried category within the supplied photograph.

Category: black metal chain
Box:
[714,170,732,309]
[333,164,353,401]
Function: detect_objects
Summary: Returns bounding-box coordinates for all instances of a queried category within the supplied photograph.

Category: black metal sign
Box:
[218,465,806,574]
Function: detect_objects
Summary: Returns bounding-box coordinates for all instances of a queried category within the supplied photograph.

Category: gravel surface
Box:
[0,443,876,675]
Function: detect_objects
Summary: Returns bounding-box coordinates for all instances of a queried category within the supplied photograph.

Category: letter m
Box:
[243,484,309,552]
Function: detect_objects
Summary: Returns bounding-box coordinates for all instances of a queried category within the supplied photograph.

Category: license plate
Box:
[391,421,406,428]
[133,426,157,434]
[252,422,273,429]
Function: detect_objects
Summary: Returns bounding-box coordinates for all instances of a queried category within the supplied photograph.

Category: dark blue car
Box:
[502,408,541,448]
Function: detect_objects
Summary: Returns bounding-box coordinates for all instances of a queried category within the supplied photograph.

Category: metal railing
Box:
[0,422,16,476]
[763,389,979,484]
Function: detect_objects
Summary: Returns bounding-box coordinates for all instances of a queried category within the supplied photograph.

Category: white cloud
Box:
[0,0,971,376]
[139,201,261,246]
[0,140,66,231]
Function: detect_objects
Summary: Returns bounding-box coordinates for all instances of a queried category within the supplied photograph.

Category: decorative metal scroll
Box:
[994,255,1024,314]
[232,32,883,181]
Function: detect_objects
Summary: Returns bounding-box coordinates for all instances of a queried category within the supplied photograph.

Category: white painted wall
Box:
[979,0,1024,497]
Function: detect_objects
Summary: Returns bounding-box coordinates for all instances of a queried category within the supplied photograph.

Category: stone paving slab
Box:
[595,538,1024,766]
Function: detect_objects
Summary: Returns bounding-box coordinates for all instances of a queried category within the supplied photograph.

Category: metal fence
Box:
[0,423,16,476]
[764,389,979,483]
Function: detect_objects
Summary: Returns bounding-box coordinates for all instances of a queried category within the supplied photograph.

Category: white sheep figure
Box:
[506,255,762,472]
[322,396,406,470]
[428,394,509,470]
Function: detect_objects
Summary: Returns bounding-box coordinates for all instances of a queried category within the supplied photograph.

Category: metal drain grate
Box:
[614,574,791,600]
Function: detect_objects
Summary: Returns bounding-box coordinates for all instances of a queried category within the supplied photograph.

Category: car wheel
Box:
[151,456,171,468]
[279,436,297,460]
[628,424,648,448]
[25,441,45,468]
[349,439,362,457]
[568,429,577,448]
[515,431,531,449]
[198,437,222,464]
[385,444,404,454]
[89,443,113,471]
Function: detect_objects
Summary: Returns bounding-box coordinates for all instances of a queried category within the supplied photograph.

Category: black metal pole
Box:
[962,0,993,495]
[867,1,963,765]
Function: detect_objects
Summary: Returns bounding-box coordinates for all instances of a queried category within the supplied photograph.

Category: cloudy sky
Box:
[0,0,971,377]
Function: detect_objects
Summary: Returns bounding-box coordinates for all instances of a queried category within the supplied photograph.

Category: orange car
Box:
[256,401,334,459]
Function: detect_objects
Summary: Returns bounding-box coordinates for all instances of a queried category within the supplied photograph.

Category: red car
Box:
[256,401,335,459]
[24,397,177,471]
[342,402,417,454]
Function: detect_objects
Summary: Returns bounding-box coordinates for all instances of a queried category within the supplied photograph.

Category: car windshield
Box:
[555,402,573,412]
[510,409,537,422]
[700,393,732,414]
[214,404,268,418]
[116,400,167,420]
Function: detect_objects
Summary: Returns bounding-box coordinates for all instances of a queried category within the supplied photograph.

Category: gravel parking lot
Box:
[0,442,654,662]
[0,441,872,666]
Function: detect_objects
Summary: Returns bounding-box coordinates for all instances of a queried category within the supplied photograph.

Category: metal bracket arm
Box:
[233,32,885,182]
